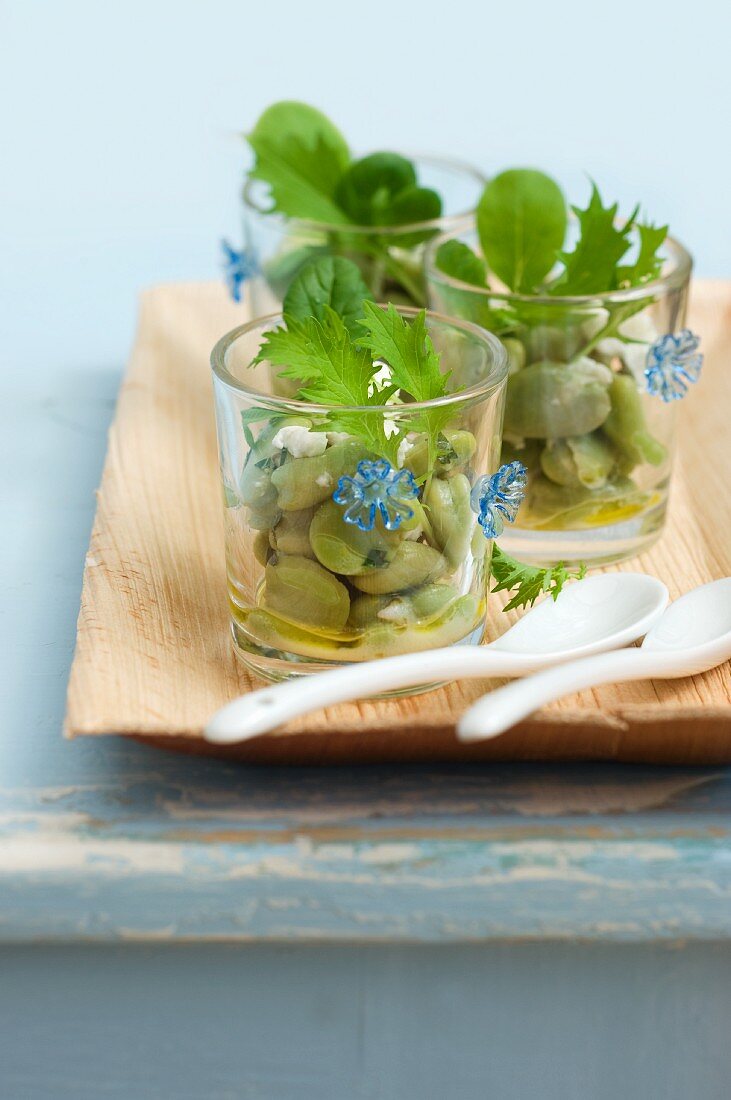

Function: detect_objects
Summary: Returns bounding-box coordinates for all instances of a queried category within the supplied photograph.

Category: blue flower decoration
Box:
[471,461,528,539]
[221,239,258,302]
[333,459,419,532]
[645,329,703,402]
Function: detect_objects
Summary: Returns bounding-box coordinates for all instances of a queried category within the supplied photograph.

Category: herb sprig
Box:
[436,170,668,350]
[253,256,450,464]
[490,546,586,612]
[246,101,444,305]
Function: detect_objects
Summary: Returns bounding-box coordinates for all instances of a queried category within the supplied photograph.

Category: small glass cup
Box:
[425,227,696,567]
[241,156,485,313]
[211,308,508,684]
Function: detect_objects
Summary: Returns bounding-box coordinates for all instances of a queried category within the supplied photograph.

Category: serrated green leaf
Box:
[356,301,449,401]
[616,222,668,287]
[254,306,397,461]
[551,184,636,295]
[490,545,586,612]
[283,256,374,337]
[477,169,567,293]
[247,101,352,224]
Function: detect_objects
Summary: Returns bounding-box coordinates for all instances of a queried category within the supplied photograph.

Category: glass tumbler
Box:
[240,156,485,314]
[426,227,699,567]
[211,308,508,683]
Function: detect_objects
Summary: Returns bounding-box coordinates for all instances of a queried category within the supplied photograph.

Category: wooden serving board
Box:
[65,281,731,764]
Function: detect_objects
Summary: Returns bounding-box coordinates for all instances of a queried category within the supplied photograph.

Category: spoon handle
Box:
[458,648,688,743]
[205,646,534,745]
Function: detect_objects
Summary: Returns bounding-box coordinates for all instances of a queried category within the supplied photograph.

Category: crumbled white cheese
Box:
[377,599,409,624]
[384,418,400,440]
[271,425,329,458]
[315,473,332,488]
[368,360,393,398]
[396,436,415,468]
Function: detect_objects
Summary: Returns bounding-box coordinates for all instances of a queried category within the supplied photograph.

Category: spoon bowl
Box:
[205,573,668,745]
[459,577,731,743]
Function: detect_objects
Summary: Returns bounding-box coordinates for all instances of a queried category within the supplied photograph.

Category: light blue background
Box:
[1,0,729,375]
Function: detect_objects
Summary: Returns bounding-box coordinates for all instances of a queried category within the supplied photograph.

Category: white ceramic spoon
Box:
[205,573,667,745]
[458,577,731,743]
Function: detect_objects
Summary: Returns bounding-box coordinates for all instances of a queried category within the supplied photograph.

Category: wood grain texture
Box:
[65,281,731,763]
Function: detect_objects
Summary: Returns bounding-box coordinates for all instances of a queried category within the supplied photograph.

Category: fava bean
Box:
[425,473,473,568]
[269,508,316,558]
[260,555,350,631]
[503,337,526,376]
[347,593,392,631]
[351,541,446,594]
[540,432,616,489]
[523,323,586,364]
[504,358,612,439]
[253,530,272,566]
[406,430,477,480]
[309,499,401,575]
[271,441,369,510]
[377,583,459,625]
[602,374,667,469]
[246,499,281,531]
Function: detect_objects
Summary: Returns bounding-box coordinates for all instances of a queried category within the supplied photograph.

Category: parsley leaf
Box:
[490,545,586,613]
[616,222,668,287]
[356,301,449,401]
[254,305,398,462]
[247,101,351,224]
[283,256,375,337]
[551,184,637,295]
[477,169,567,293]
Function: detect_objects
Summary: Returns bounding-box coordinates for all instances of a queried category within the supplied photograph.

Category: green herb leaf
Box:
[240,407,284,447]
[283,256,375,337]
[616,222,668,287]
[477,169,567,293]
[334,152,417,223]
[247,101,352,224]
[356,301,449,401]
[551,184,637,296]
[434,239,489,288]
[254,306,397,461]
[490,545,586,613]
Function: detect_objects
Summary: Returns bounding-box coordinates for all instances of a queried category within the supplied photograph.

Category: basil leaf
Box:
[477,169,567,293]
[247,101,351,224]
[283,256,375,337]
[434,239,488,288]
[433,240,515,333]
[334,152,417,224]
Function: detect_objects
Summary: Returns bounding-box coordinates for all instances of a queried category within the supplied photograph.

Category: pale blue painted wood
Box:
[3,944,731,1100]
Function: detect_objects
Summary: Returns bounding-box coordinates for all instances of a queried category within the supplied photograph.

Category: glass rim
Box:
[424,227,694,305]
[211,304,508,414]
[242,153,487,236]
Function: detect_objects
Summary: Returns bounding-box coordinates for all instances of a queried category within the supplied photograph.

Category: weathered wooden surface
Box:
[64,280,731,762]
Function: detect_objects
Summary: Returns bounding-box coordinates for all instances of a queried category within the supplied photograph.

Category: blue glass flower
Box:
[221,239,258,302]
[645,329,703,402]
[470,461,528,539]
[333,459,419,532]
